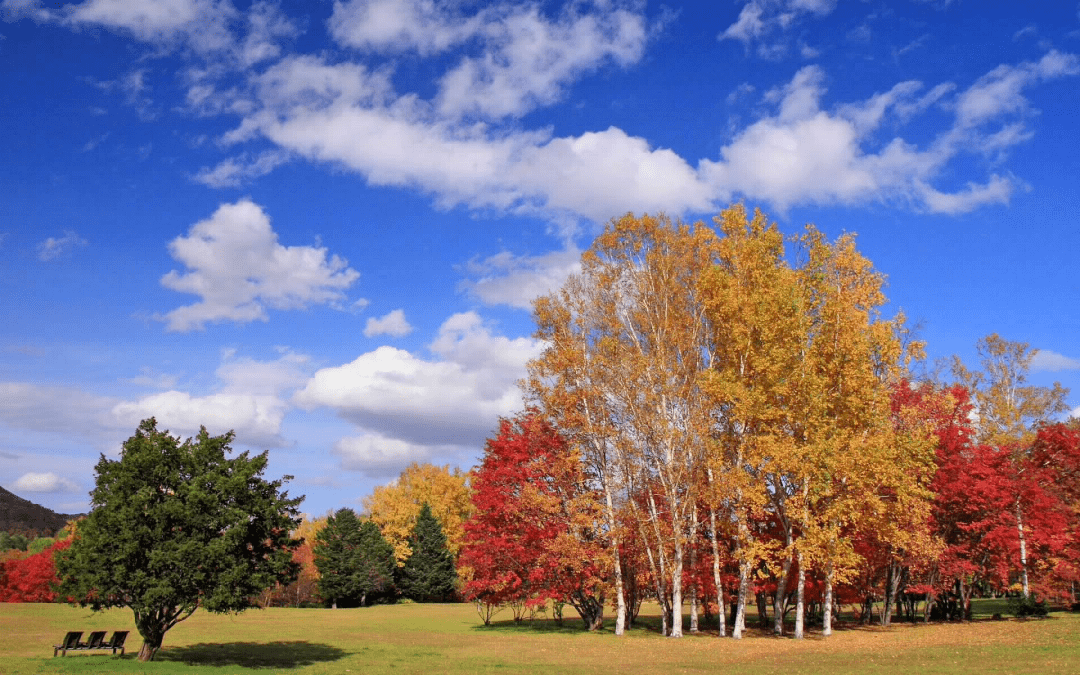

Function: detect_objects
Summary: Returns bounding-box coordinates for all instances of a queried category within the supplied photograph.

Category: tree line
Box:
[459,205,1079,638]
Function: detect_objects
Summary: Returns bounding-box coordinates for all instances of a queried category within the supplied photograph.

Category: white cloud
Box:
[0,350,309,454]
[328,0,489,55]
[111,350,309,447]
[333,433,441,477]
[111,390,290,447]
[65,0,237,53]
[955,50,1079,129]
[295,311,542,447]
[226,55,712,223]
[698,54,1077,214]
[0,0,55,22]
[433,4,648,120]
[719,0,837,58]
[329,0,650,121]
[460,246,581,309]
[37,230,88,261]
[193,150,290,188]
[124,367,180,389]
[0,382,117,436]
[1031,349,1080,373]
[12,472,79,493]
[363,309,413,338]
[159,199,360,331]
[227,38,1077,221]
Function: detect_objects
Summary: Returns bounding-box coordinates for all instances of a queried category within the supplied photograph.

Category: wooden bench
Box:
[52,630,128,657]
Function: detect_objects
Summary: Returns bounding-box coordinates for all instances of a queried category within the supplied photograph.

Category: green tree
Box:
[314,509,395,607]
[55,418,303,662]
[398,502,457,602]
[26,536,54,555]
[0,532,29,552]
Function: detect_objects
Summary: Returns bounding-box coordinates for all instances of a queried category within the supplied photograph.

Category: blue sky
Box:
[1,0,1078,517]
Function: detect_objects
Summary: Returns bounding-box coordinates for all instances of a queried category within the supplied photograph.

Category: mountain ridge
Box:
[0,485,81,536]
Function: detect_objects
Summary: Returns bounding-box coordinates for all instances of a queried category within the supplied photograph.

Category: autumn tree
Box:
[696,207,933,638]
[56,419,302,662]
[398,503,458,602]
[528,213,721,637]
[364,463,474,564]
[953,335,1070,598]
[0,539,71,602]
[460,413,609,629]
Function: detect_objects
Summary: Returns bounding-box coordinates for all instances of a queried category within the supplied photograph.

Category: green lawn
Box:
[1,601,1077,674]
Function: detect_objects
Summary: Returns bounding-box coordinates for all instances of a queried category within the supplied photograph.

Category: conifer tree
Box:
[314,509,395,607]
[398,503,457,602]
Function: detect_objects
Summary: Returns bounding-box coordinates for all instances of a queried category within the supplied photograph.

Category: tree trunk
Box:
[689,505,699,633]
[884,565,907,627]
[882,563,894,626]
[757,591,770,629]
[794,549,806,639]
[137,640,160,662]
[1016,498,1030,599]
[602,475,627,636]
[670,537,685,638]
[773,546,792,635]
[733,556,751,639]
[822,565,834,637]
[709,506,727,637]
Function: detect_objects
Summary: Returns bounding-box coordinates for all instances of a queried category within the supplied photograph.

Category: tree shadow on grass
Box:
[156,641,347,669]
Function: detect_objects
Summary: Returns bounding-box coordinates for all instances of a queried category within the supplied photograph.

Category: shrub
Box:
[1008,596,1048,618]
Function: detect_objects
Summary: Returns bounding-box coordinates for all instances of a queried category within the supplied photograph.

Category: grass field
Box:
[1,600,1077,674]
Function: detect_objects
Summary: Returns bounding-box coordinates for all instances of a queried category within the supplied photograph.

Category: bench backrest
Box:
[85,631,107,648]
[108,631,129,648]
[61,632,82,649]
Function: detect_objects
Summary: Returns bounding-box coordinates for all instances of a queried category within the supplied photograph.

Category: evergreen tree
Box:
[355,520,396,606]
[398,502,457,602]
[55,418,303,661]
[313,508,363,609]
[313,509,396,607]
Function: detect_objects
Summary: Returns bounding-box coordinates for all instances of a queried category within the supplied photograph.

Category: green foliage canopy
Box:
[56,418,303,661]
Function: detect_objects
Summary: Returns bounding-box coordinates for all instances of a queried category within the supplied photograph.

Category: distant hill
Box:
[0,485,81,536]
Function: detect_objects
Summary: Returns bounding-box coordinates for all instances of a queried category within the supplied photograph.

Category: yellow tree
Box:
[953,334,1070,598]
[528,213,720,638]
[363,463,474,565]
[700,206,931,638]
[793,226,934,637]
[699,205,804,639]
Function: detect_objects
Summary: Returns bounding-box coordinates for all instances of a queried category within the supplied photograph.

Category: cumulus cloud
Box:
[111,350,309,447]
[699,54,1078,214]
[159,199,360,331]
[12,471,79,493]
[295,311,542,450]
[37,230,88,261]
[0,349,310,453]
[364,309,413,338]
[212,25,1075,221]
[1031,349,1080,373]
[333,433,442,478]
[460,246,581,309]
